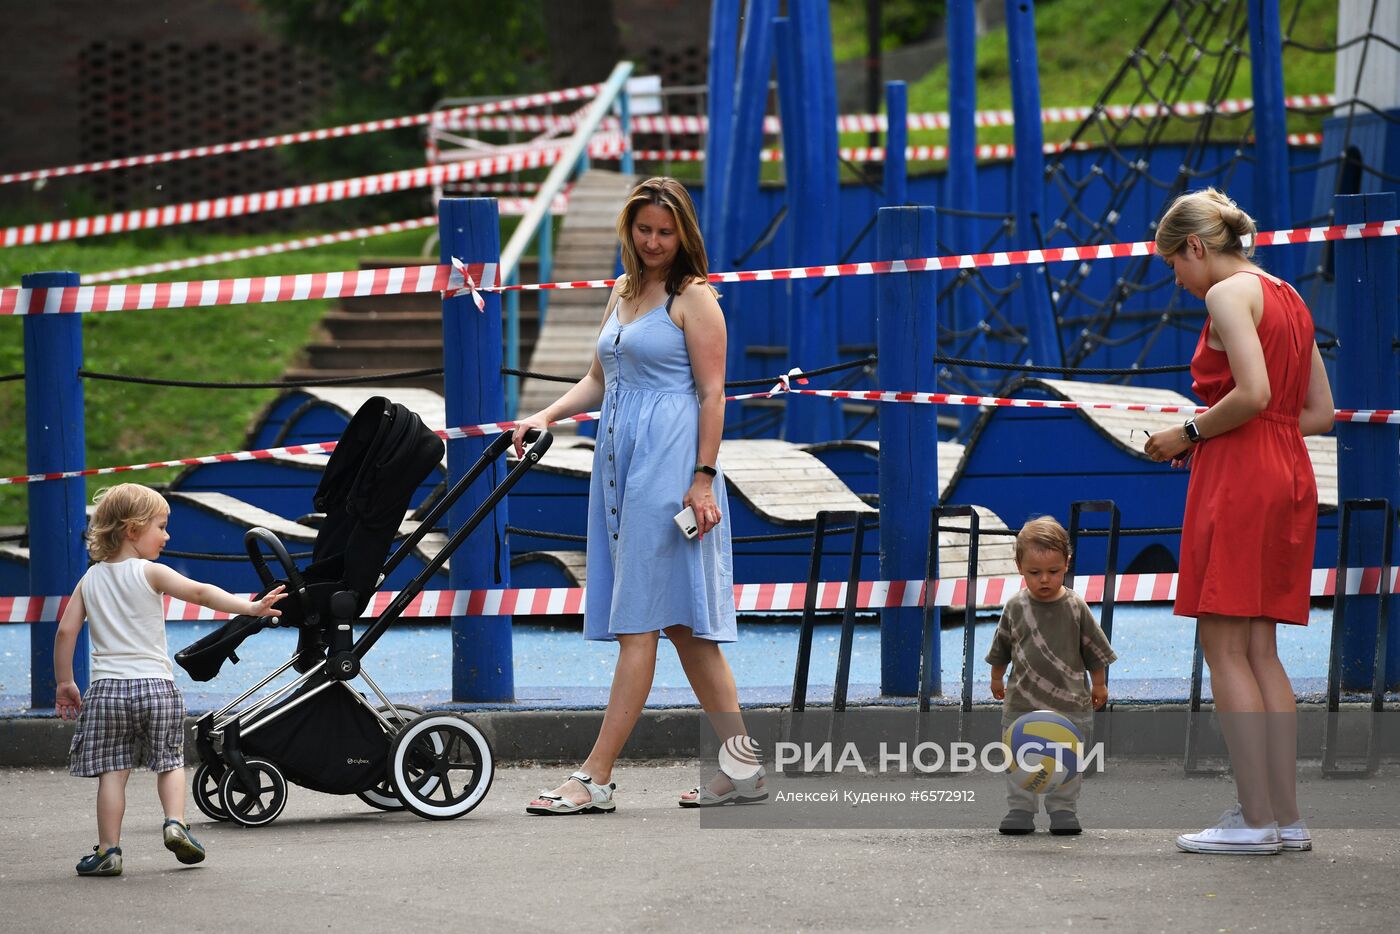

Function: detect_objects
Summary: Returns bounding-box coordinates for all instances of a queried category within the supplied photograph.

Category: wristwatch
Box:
[694,463,718,477]
[1183,417,1202,444]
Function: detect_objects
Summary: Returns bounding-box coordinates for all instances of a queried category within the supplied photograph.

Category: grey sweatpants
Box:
[1002,713,1094,815]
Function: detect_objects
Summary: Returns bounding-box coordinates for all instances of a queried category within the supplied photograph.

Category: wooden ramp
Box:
[517,169,637,421]
[1025,378,1337,507]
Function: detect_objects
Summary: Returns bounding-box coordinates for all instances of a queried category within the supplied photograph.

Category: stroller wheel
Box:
[218,758,288,827]
[191,763,231,822]
[357,705,440,811]
[389,713,494,821]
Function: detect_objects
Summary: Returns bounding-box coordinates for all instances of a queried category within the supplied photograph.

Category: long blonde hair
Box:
[1154,187,1257,259]
[615,177,710,301]
[86,483,167,561]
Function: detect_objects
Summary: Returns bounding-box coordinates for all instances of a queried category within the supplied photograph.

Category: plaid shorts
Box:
[68,678,187,777]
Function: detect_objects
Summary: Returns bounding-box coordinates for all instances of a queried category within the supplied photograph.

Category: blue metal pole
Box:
[22,270,88,708]
[506,267,520,418]
[884,81,908,207]
[721,0,776,391]
[781,0,843,442]
[704,0,741,242]
[1247,0,1296,284]
[538,211,553,327]
[1333,191,1400,690]
[877,207,940,696]
[439,198,513,702]
[1003,0,1060,366]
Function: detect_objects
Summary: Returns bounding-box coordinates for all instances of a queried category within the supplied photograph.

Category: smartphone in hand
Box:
[673,506,699,540]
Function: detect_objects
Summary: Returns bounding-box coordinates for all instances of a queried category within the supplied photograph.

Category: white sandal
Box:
[678,767,768,808]
[525,771,617,815]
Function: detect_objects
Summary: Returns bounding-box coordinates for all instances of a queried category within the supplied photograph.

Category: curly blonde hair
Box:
[1015,516,1071,565]
[1154,187,1257,260]
[87,483,168,561]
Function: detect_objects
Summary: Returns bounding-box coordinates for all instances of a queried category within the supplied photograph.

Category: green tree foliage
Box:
[257,0,547,100]
[254,0,549,223]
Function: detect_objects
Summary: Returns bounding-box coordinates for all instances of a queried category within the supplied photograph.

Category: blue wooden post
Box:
[439,198,512,702]
[884,81,908,207]
[720,0,776,391]
[1333,191,1400,690]
[877,207,940,696]
[22,270,88,708]
[704,0,741,242]
[947,0,987,433]
[1246,0,1296,284]
[780,0,843,442]
[1004,0,1060,366]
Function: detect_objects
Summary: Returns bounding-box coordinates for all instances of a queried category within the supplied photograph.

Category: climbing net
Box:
[935,0,1395,423]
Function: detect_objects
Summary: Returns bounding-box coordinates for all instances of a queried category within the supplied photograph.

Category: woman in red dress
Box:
[1144,188,1335,855]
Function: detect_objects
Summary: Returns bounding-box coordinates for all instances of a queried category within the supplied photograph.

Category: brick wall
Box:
[0,0,336,230]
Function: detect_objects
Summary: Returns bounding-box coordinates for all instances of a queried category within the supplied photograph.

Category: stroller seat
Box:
[176,395,445,681]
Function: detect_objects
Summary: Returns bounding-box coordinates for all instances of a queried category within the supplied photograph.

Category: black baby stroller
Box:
[175,396,551,826]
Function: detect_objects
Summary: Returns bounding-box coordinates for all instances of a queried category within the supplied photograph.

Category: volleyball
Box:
[1003,710,1085,794]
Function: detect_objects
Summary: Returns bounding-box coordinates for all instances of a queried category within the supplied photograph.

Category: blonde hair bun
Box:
[1154,187,1257,259]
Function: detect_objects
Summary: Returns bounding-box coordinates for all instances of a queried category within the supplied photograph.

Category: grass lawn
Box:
[0,227,434,527]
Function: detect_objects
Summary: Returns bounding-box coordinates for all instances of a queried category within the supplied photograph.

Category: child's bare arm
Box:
[990,663,1007,700]
[1089,667,1109,710]
[146,563,287,617]
[53,584,86,719]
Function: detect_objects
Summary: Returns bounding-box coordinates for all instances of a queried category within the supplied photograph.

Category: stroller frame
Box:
[188,425,553,825]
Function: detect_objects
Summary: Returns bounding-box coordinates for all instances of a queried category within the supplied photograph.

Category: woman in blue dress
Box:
[514,177,762,814]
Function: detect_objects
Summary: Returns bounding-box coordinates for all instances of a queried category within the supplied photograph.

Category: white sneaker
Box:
[1176,804,1282,855]
[1279,819,1312,851]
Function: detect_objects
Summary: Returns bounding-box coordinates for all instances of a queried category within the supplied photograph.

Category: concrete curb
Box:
[4,703,1396,768]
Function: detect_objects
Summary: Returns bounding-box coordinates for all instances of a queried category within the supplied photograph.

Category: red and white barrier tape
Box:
[442,93,1338,134]
[0,126,1326,248]
[0,137,614,249]
[70,193,571,286]
[770,386,1400,426]
[0,83,602,187]
[4,218,1394,317]
[1,566,1393,624]
[618,133,1322,165]
[0,375,1392,488]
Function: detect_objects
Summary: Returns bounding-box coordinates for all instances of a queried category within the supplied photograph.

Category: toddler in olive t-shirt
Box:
[987,516,1116,836]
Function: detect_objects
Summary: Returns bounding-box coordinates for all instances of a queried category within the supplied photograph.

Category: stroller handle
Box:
[244,527,312,620]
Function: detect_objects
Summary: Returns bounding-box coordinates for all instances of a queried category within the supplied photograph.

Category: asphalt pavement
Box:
[3,759,1397,933]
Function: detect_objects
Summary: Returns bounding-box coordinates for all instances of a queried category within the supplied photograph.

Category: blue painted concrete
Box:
[0,604,1350,714]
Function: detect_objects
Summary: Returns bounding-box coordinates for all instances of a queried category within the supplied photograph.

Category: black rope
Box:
[504,526,585,544]
[0,373,23,383]
[932,355,1189,376]
[934,524,1018,536]
[812,212,879,299]
[731,205,788,267]
[162,548,313,562]
[724,355,876,389]
[78,367,445,389]
[502,356,877,391]
[1073,526,1183,537]
[504,523,879,546]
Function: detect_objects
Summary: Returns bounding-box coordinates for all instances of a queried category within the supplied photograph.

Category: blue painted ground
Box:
[0,604,1346,713]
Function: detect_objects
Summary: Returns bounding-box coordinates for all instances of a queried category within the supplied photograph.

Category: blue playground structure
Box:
[9,0,1399,709]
